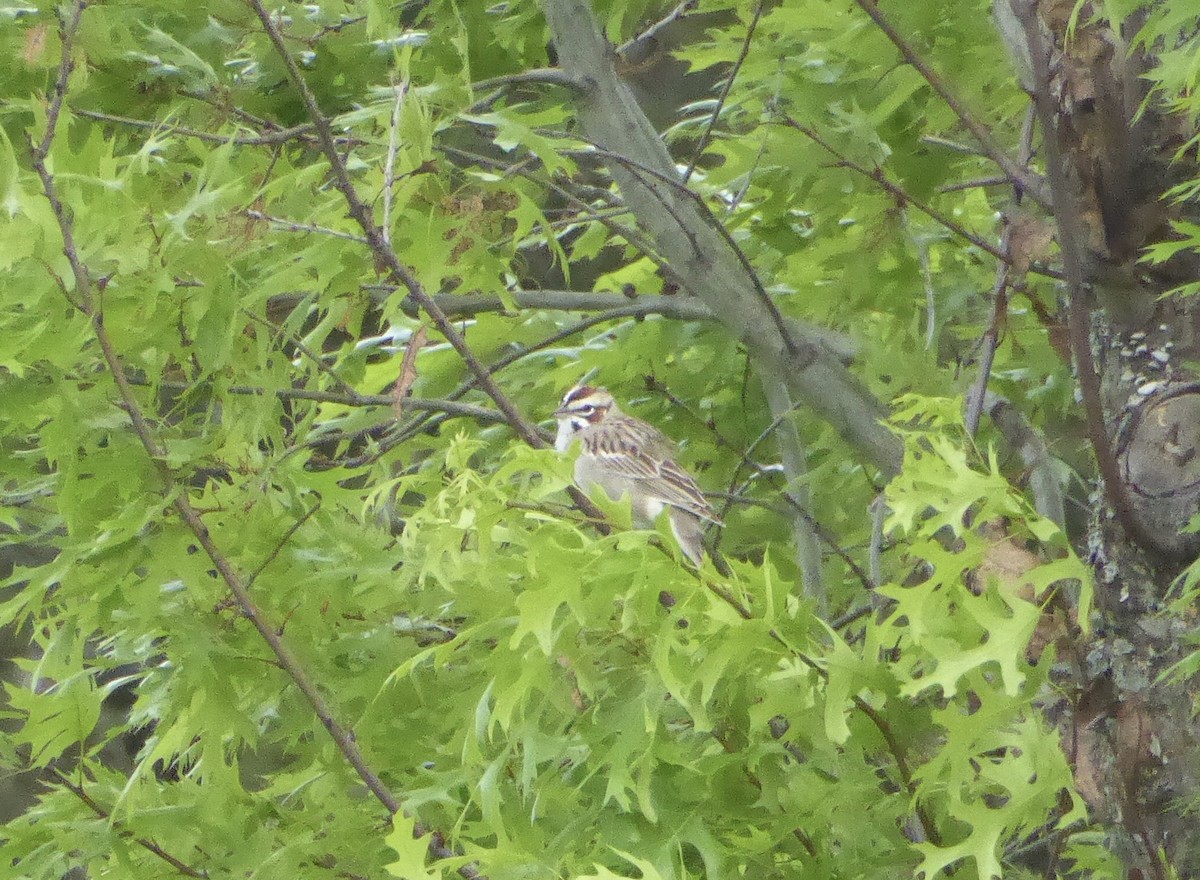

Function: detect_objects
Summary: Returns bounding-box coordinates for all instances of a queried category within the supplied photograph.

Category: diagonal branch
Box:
[616,0,699,57]
[544,0,903,475]
[683,0,763,183]
[244,0,606,535]
[243,1,539,452]
[72,108,332,147]
[29,7,485,879]
[783,117,1064,281]
[52,769,209,879]
[851,0,1050,209]
[1009,0,1183,561]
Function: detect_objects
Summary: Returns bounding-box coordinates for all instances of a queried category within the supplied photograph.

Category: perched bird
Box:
[553,383,722,565]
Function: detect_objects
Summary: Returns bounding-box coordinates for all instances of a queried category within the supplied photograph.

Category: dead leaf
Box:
[22,24,49,66]
[1007,210,1055,277]
[392,324,428,419]
[969,520,1076,664]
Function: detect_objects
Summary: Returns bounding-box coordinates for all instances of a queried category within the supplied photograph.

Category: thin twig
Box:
[149,379,509,424]
[683,0,764,183]
[72,108,343,147]
[441,144,675,276]
[374,307,655,459]
[31,1,410,829]
[965,244,1010,436]
[1011,0,1183,561]
[242,308,362,400]
[246,501,321,589]
[938,175,1010,193]
[965,104,1036,437]
[783,117,1064,281]
[761,377,826,611]
[244,209,368,243]
[382,79,408,247]
[706,406,874,593]
[578,144,802,353]
[52,769,209,878]
[903,210,938,349]
[471,68,581,93]
[616,0,699,57]
[851,0,1050,208]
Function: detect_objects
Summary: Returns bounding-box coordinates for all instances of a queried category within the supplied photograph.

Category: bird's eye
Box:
[579,405,594,415]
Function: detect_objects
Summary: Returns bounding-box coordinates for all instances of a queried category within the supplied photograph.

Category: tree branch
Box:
[543,0,903,476]
[1010,0,1184,561]
[52,769,209,879]
[682,0,763,183]
[783,117,1064,281]
[761,378,825,611]
[71,108,354,147]
[616,0,699,57]
[30,8,485,878]
[244,1,538,453]
[150,379,510,425]
[851,0,1050,208]
[471,67,583,93]
[396,289,857,363]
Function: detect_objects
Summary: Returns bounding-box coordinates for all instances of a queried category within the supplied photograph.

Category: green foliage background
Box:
[6,0,1188,877]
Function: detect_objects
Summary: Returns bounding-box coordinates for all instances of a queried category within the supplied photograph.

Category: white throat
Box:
[554,417,583,452]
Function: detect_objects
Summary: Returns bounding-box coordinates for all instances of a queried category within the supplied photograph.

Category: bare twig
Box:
[244,0,541,454]
[938,175,1010,193]
[246,501,321,590]
[440,144,677,277]
[709,487,875,596]
[761,377,826,611]
[616,0,699,56]
[245,209,368,244]
[868,493,887,592]
[1010,0,1183,560]
[390,287,856,362]
[903,211,938,349]
[578,144,801,351]
[382,80,408,247]
[242,308,361,399]
[683,0,763,183]
[471,68,582,93]
[783,117,1064,281]
[32,0,413,839]
[851,0,1050,208]
[921,134,985,155]
[965,105,1036,437]
[964,242,1010,437]
[150,379,509,424]
[72,108,344,147]
[52,769,209,878]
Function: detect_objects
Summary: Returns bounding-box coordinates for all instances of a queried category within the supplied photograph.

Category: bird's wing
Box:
[583,420,723,525]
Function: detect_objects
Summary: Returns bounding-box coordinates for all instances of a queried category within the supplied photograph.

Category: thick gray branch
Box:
[406,290,858,363]
[762,379,825,611]
[542,0,902,476]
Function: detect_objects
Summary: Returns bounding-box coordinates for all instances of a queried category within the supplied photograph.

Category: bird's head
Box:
[553,384,614,448]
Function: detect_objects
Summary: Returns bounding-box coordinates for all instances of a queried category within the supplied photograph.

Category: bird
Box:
[553,383,722,565]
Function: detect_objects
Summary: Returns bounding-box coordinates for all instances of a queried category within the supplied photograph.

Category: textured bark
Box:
[999,2,1200,874]
[541,0,904,477]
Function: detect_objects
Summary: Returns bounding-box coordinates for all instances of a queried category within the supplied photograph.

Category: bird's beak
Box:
[552,404,570,419]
